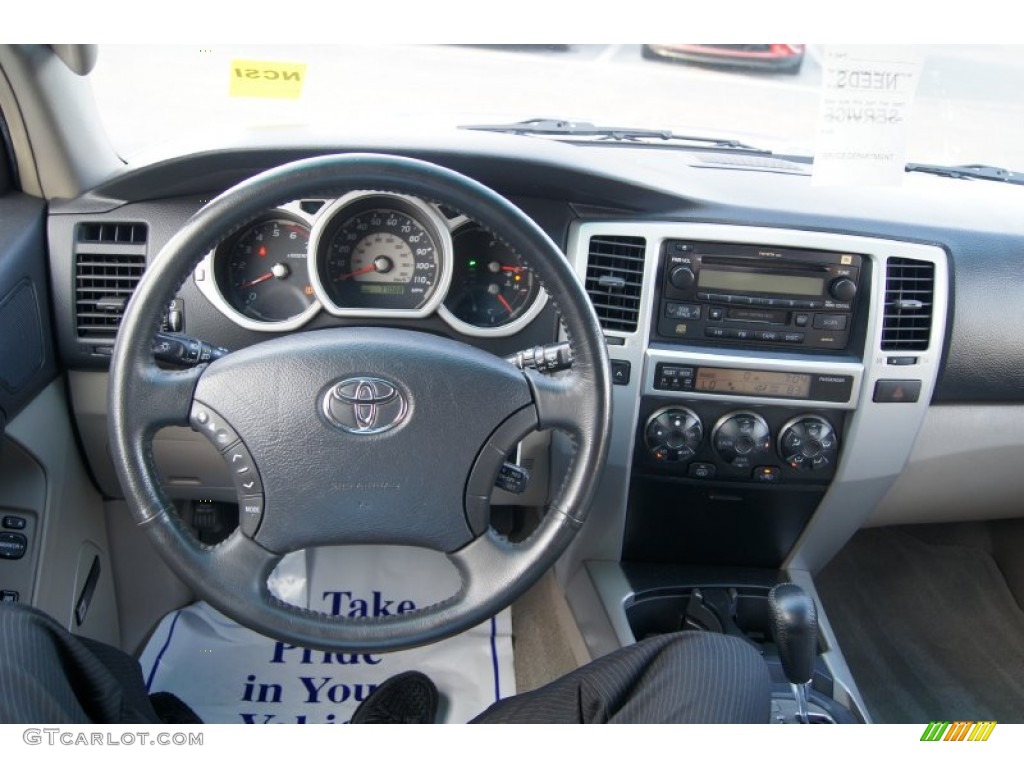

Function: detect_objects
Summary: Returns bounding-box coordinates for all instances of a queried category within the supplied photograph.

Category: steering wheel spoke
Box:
[526,369,589,435]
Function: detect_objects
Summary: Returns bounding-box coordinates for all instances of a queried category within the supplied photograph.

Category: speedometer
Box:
[309,193,452,317]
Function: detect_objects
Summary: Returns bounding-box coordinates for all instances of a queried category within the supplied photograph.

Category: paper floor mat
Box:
[139,546,514,724]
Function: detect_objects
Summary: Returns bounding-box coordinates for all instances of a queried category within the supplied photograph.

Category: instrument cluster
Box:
[195,193,547,337]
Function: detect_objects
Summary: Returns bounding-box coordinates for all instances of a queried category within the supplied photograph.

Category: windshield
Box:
[89,44,1024,172]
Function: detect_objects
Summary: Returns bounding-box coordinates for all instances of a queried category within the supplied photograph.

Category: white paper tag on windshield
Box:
[812,46,924,186]
[139,546,514,724]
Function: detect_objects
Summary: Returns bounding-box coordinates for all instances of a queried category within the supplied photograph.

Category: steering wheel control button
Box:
[873,379,922,403]
[712,412,771,469]
[322,377,408,435]
[225,446,264,496]
[0,532,28,560]
[495,462,531,494]
[645,407,702,463]
[189,402,240,452]
[779,416,839,472]
[238,496,265,538]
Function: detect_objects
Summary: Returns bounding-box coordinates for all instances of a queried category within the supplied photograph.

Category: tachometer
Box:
[201,212,319,331]
[310,193,452,317]
[438,224,547,337]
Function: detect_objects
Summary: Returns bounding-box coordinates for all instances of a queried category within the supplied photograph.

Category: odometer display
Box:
[695,367,812,398]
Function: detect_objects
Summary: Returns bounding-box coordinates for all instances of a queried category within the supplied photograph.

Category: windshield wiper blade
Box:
[905,162,1024,184]
[460,118,771,153]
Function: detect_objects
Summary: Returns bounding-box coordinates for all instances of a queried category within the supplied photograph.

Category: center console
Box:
[560,221,950,723]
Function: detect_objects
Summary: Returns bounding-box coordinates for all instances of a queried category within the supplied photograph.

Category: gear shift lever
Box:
[768,583,818,723]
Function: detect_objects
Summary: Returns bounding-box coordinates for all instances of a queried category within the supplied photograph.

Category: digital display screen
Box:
[695,367,812,398]
[698,269,824,297]
[359,284,406,295]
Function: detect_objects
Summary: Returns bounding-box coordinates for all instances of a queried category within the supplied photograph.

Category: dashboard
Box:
[42,134,1024,597]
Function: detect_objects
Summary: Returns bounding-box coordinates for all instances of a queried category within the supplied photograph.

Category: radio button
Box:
[794,314,810,328]
[705,327,728,338]
[665,302,701,320]
[813,314,848,331]
[669,266,697,290]
[756,330,781,342]
[732,329,754,341]
[732,296,754,306]
[782,332,805,343]
[709,293,731,303]
[709,307,725,321]
[697,292,711,300]
[809,301,824,309]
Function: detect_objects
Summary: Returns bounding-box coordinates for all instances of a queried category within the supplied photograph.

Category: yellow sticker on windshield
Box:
[229,60,306,100]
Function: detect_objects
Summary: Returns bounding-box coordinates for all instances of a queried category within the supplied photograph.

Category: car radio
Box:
[656,240,863,350]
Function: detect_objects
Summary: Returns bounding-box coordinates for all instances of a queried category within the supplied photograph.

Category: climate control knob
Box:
[779,416,839,471]
[712,411,772,469]
[645,407,703,463]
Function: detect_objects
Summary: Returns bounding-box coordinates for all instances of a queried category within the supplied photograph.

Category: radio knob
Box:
[645,407,703,463]
[779,416,839,472]
[711,412,772,470]
[829,277,857,302]
[669,266,696,290]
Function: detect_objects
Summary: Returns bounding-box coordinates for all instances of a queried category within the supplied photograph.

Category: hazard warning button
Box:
[873,379,922,403]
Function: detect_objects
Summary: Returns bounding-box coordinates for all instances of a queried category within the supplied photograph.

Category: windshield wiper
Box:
[905,163,1024,185]
[460,118,771,153]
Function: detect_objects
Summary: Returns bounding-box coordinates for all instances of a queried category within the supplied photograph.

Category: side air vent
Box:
[584,235,646,332]
[77,222,147,244]
[75,223,148,339]
[881,257,934,351]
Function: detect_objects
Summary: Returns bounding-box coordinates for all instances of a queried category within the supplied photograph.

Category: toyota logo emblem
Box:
[322,377,408,434]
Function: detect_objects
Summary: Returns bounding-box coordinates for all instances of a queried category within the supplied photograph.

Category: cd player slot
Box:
[726,308,788,325]
[701,255,830,273]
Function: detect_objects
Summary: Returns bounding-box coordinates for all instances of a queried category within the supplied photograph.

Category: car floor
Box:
[816,520,1024,724]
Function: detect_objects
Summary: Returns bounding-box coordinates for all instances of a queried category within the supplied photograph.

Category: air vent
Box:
[881,257,934,351]
[584,235,646,332]
[77,222,147,244]
[75,223,148,339]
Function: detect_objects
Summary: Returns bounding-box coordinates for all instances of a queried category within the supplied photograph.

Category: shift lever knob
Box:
[768,582,818,685]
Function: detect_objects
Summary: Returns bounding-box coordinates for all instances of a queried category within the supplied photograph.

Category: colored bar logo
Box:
[920,721,997,741]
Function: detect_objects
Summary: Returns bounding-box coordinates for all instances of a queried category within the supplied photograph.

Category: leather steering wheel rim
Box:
[108,153,611,653]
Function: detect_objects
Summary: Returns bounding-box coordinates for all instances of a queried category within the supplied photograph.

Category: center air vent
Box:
[584,235,646,333]
[75,223,148,339]
[881,257,934,351]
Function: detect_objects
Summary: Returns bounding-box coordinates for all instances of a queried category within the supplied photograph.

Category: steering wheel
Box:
[108,154,611,653]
